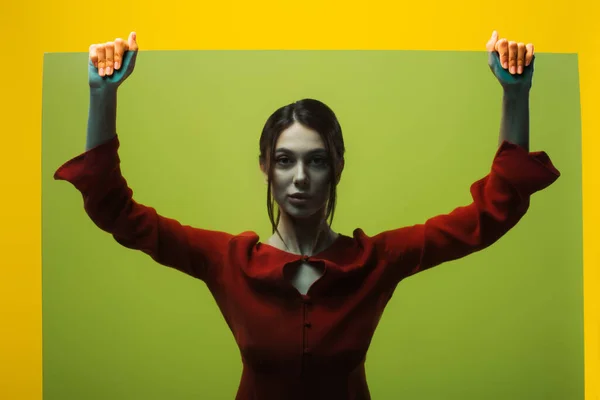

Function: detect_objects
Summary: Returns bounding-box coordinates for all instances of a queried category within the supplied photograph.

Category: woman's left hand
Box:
[486,30,535,92]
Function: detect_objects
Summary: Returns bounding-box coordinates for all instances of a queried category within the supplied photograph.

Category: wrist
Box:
[90,86,117,98]
[502,86,530,100]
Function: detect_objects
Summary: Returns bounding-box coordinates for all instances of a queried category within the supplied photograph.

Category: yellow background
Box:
[1,1,597,399]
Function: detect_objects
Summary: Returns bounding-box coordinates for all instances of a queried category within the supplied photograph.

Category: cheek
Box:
[314,170,331,188]
[271,170,291,194]
[313,172,332,199]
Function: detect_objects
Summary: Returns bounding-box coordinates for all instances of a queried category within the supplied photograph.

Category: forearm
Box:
[86,88,118,151]
[498,89,530,151]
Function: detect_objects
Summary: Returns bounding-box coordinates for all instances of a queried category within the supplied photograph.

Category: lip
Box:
[288,193,310,199]
[288,193,311,205]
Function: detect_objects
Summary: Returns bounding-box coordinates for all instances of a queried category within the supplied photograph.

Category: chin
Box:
[279,206,311,218]
[279,203,326,221]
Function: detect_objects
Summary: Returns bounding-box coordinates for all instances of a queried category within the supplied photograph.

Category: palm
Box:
[89,50,137,90]
[486,30,535,92]
[488,51,534,90]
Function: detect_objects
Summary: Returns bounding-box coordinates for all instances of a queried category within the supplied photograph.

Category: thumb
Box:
[128,31,138,51]
[486,30,498,52]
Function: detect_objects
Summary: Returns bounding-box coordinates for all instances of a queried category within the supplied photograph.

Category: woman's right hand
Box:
[89,32,139,90]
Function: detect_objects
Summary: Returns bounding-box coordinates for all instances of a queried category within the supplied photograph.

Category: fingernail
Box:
[518,66,523,74]
[114,62,119,70]
[510,66,516,74]
[99,67,104,76]
[503,62,508,69]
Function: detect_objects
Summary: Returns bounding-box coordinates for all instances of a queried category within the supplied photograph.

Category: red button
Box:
[303,348,311,355]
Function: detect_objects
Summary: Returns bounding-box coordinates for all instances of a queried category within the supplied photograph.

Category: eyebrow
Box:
[275,148,328,155]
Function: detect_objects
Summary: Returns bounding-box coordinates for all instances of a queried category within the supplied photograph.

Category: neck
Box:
[269,210,336,256]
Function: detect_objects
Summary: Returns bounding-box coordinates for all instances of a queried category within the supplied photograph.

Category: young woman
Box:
[54,31,560,400]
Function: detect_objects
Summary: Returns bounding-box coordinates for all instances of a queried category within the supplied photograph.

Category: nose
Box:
[293,163,309,187]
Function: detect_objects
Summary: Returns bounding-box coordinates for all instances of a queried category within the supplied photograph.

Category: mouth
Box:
[288,193,311,205]
[288,193,310,199]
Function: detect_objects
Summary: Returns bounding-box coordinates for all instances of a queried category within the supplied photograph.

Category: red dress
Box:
[54,136,560,400]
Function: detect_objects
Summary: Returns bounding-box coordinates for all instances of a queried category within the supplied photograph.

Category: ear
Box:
[259,161,268,184]
[335,159,345,184]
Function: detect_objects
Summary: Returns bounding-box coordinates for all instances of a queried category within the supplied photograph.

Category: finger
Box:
[517,42,526,74]
[486,30,499,52]
[96,44,106,77]
[495,39,509,69]
[104,42,114,76]
[128,32,138,51]
[113,38,127,70]
[89,44,98,68]
[508,41,518,74]
[525,43,535,66]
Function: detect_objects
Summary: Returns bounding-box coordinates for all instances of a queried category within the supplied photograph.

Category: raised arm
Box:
[374,31,560,282]
[54,33,234,284]
[376,143,560,280]
[486,30,535,151]
[86,32,138,150]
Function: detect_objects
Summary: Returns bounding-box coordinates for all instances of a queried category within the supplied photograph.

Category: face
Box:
[263,122,332,220]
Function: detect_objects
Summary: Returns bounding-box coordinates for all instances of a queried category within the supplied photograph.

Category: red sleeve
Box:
[53,135,234,283]
[374,141,561,281]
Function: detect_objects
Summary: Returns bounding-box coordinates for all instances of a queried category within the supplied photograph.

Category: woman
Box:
[55,31,560,399]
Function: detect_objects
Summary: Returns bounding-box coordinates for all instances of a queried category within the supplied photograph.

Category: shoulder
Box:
[232,230,261,242]
[350,226,421,245]
[336,227,421,255]
[181,228,260,259]
[227,230,261,252]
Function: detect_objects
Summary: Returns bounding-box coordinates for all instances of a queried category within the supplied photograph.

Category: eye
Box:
[276,156,292,166]
[310,157,328,167]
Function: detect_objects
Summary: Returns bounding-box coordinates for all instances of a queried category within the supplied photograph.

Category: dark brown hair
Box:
[259,98,346,234]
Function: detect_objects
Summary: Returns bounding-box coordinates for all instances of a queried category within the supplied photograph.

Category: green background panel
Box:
[42,51,582,399]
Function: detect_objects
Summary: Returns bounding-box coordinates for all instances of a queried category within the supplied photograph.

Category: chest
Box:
[219,255,396,376]
[286,261,325,295]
